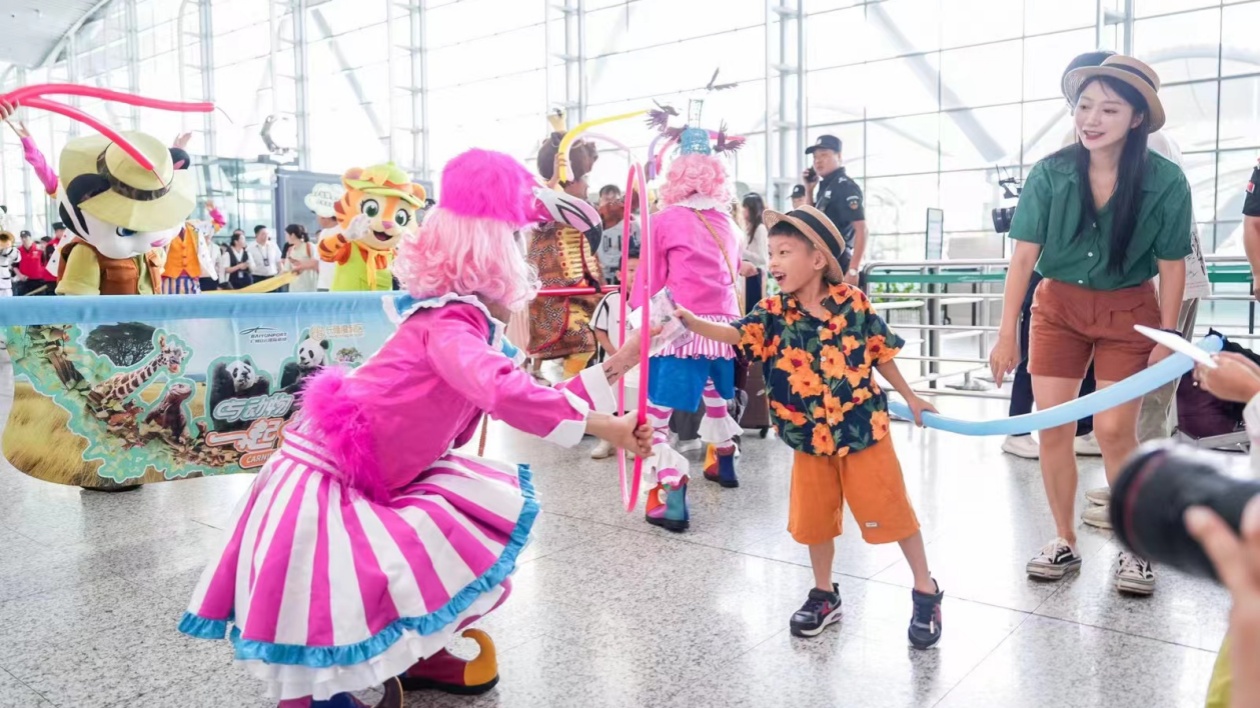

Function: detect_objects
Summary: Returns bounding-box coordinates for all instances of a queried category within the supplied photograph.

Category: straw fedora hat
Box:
[1063,55,1166,132]
[762,205,846,283]
[58,131,196,233]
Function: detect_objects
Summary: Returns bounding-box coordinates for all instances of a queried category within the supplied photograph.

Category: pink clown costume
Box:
[179,149,621,707]
[632,99,745,532]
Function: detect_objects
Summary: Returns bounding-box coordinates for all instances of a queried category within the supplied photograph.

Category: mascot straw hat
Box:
[59,131,196,233]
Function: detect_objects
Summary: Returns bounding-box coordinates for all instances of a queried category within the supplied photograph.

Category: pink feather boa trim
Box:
[295,366,392,505]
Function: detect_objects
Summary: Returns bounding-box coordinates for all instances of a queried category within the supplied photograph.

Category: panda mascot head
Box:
[297,336,330,371]
[57,132,196,260]
[225,358,259,391]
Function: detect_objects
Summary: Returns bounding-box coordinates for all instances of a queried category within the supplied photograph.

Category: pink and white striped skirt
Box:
[178,428,538,700]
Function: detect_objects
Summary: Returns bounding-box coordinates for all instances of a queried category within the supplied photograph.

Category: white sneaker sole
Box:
[1026,557,1082,580]
[1115,576,1155,596]
[790,606,842,637]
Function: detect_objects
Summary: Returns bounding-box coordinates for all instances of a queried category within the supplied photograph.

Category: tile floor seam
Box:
[927,607,1041,708]
[857,574,1039,615]
[0,665,53,706]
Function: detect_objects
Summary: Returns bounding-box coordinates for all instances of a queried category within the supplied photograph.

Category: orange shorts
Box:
[1029,278,1159,382]
[788,438,920,545]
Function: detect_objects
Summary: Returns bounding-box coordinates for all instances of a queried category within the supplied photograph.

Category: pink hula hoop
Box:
[617,161,652,513]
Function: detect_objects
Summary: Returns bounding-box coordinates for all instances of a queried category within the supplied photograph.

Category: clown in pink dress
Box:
[633,100,746,532]
[179,149,650,708]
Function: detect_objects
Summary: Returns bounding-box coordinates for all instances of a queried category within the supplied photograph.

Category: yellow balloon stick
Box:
[556,109,648,183]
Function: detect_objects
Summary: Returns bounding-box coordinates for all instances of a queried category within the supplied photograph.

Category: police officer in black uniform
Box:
[803,135,866,285]
[1246,157,1260,298]
[789,184,808,210]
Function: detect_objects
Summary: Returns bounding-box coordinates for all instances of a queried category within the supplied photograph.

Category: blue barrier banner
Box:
[2,294,395,487]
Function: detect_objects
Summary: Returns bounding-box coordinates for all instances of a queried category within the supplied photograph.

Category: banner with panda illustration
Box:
[1,293,396,488]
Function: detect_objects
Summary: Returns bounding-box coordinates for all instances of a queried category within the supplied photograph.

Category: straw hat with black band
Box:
[762,205,846,283]
[1062,55,1165,133]
[58,131,196,233]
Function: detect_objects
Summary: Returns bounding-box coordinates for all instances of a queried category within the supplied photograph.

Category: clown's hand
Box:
[344,213,373,242]
[0,99,29,138]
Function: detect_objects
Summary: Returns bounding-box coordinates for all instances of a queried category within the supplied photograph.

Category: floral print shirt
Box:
[733,284,904,457]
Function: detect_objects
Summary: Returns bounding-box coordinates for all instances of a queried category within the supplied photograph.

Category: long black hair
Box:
[285,223,309,243]
[1057,75,1151,276]
[742,192,766,245]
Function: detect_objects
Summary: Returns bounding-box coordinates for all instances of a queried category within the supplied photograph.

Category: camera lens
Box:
[1111,443,1260,581]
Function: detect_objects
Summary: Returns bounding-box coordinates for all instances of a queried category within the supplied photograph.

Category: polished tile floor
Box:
[0,354,1229,708]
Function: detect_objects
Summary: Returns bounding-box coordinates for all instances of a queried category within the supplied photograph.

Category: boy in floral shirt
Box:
[675,206,944,648]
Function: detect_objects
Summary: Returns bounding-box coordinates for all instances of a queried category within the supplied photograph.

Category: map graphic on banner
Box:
[2,310,396,488]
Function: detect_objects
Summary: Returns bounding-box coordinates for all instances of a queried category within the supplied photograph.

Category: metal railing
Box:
[861,255,1260,400]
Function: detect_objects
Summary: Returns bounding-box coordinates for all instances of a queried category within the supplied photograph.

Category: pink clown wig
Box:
[659,153,732,206]
[394,149,540,312]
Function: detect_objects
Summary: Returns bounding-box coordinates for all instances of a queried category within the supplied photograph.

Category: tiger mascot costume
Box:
[317,162,427,291]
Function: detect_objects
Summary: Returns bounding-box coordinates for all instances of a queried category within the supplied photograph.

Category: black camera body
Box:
[1112,443,1260,581]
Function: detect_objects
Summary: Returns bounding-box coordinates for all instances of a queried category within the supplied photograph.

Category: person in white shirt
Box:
[589,245,641,459]
[0,230,19,297]
[739,193,770,309]
[314,214,340,292]
[246,225,283,287]
[197,223,220,292]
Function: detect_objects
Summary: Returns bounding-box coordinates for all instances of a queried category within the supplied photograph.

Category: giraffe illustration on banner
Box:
[87,335,186,410]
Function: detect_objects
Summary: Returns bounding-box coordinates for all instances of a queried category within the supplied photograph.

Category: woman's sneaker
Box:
[908,580,944,649]
[1026,538,1082,580]
[1074,432,1102,456]
[789,583,842,637]
[1115,552,1156,596]
[1001,435,1039,459]
[1085,487,1110,506]
[590,440,615,460]
[1081,504,1112,529]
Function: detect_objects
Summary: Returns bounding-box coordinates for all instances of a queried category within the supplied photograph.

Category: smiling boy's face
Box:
[768,233,827,295]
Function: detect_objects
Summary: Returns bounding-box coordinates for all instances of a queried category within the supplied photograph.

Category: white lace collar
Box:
[673,194,726,211]
[383,292,509,351]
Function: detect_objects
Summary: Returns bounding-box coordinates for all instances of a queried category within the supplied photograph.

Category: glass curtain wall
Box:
[805,0,1260,263]
[1,0,1257,260]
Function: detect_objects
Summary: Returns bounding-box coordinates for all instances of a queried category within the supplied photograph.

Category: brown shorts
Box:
[788,438,920,545]
[1029,278,1159,382]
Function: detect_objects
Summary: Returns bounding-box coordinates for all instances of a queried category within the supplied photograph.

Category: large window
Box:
[1,0,1257,255]
[806,0,1260,263]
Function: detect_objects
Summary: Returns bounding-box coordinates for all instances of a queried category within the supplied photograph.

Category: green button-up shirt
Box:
[1009,150,1193,291]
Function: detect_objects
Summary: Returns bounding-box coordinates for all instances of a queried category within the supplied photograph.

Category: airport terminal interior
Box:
[1,1,1259,707]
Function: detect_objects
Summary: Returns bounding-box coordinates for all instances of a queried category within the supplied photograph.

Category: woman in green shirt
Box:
[989,56,1193,595]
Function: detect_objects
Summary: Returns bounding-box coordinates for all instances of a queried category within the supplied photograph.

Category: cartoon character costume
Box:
[18,131,194,296]
[180,149,629,707]
[633,99,745,532]
[162,204,225,294]
[527,112,605,378]
[317,163,426,292]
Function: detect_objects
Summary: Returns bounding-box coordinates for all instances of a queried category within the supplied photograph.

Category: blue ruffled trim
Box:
[178,464,539,670]
[178,612,232,640]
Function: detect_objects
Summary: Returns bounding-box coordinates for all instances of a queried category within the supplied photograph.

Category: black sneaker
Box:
[908,580,943,649]
[1026,537,1082,580]
[789,583,842,637]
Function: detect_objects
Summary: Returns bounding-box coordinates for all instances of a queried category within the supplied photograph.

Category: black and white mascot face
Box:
[226,359,259,391]
[57,135,195,260]
[297,337,328,371]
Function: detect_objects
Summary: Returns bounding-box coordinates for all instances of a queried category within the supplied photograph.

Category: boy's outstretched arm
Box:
[675,307,741,346]
[876,358,937,426]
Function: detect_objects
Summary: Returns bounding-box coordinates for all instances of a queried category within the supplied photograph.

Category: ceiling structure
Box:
[0,0,110,69]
